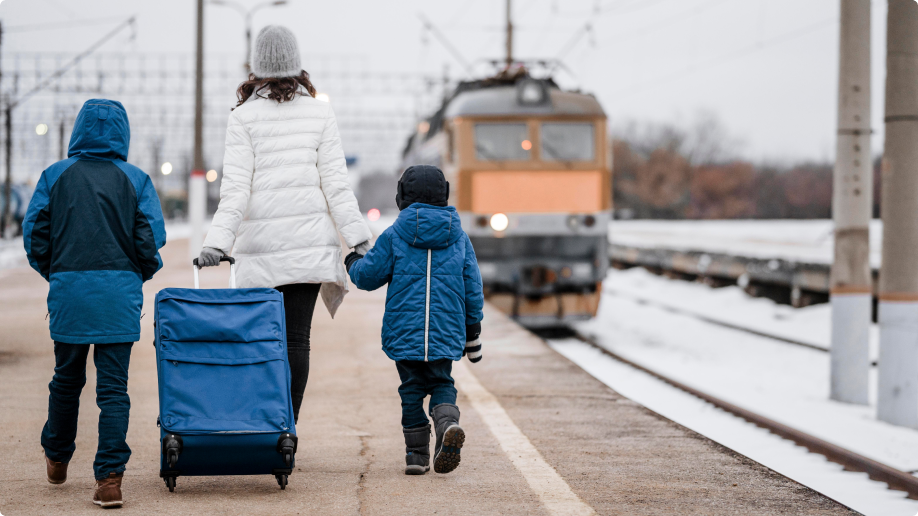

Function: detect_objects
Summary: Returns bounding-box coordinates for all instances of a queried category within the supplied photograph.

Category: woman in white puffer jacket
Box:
[198,26,372,422]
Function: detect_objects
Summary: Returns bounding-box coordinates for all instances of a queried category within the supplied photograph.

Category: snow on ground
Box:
[610,219,883,267]
[573,267,918,474]
[550,338,918,516]
[607,266,879,360]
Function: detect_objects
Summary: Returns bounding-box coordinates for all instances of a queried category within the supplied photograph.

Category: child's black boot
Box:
[431,403,464,474]
[403,424,431,475]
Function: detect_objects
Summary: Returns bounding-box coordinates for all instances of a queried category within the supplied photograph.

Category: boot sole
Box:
[434,425,464,474]
[92,500,123,508]
[47,478,66,485]
[404,465,429,475]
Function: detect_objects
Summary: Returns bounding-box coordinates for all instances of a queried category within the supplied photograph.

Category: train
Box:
[400,67,611,327]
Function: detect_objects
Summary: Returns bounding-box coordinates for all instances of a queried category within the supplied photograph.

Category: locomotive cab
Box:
[402,72,611,327]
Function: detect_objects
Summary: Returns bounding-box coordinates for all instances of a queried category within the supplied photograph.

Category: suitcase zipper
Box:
[424,248,431,362]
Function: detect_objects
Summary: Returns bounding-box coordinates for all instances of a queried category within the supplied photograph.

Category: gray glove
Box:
[354,240,372,255]
[198,247,224,267]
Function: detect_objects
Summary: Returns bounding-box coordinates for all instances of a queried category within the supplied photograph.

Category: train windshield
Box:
[540,123,595,162]
[474,123,530,161]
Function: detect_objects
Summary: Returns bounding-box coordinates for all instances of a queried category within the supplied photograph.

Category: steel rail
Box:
[570,331,918,500]
[604,289,880,367]
[605,288,829,352]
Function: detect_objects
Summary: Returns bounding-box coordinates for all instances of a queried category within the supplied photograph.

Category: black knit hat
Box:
[396,165,450,210]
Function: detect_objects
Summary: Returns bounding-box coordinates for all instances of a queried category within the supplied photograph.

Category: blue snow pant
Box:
[41,341,133,480]
[396,359,457,429]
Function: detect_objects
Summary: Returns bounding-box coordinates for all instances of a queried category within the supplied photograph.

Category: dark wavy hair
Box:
[234,70,317,109]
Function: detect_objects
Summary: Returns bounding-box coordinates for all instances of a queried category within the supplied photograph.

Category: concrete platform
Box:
[0,238,856,515]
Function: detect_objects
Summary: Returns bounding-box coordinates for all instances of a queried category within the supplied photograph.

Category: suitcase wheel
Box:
[162,434,184,469]
[276,474,288,490]
[164,476,177,492]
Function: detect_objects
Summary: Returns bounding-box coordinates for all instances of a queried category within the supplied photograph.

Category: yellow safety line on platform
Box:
[453,362,596,516]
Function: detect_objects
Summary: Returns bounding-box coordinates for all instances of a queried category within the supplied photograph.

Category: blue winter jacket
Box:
[22,99,166,344]
[349,204,484,361]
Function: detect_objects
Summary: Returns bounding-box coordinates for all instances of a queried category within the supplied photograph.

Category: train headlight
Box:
[490,213,509,232]
[567,215,580,230]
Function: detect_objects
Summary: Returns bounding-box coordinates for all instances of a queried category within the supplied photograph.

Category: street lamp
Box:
[209,0,289,75]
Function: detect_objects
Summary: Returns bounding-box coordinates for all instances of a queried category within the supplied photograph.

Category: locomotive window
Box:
[474,123,530,161]
[540,123,595,162]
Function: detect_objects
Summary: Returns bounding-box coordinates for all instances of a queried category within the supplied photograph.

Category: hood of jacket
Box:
[68,99,130,161]
[392,203,462,250]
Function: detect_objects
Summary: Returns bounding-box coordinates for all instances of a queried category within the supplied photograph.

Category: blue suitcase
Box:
[154,257,297,492]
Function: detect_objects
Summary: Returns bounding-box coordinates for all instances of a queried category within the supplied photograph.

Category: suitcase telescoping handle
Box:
[191,256,236,289]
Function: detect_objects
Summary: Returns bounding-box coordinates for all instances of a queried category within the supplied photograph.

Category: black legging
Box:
[275,283,320,424]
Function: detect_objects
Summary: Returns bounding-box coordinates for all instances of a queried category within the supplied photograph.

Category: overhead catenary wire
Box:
[417,13,474,77]
[610,16,838,99]
[598,0,733,47]
[9,17,137,109]
[5,16,133,33]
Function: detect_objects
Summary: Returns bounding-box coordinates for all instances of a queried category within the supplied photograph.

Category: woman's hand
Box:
[198,247,224,267]
[354,241,372,255]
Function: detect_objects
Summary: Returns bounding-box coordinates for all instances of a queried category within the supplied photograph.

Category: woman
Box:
[198,25,372,423]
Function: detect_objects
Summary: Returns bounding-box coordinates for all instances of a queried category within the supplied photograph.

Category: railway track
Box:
[606,288,829,352]
[563,330,918,500]
[607,288,880,367]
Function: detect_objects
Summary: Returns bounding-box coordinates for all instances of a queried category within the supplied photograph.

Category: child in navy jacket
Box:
[346,165,483,475]
[22,99,166,507]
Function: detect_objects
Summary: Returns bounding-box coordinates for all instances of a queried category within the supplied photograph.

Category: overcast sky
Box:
[0,0,890,164]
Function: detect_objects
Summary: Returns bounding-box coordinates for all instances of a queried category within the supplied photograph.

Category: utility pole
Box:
[189,0,207,259]
[505,0,513,68]
[0,19,9,239]
[878,0,918,428]
[830,0,872,405]
[2,102,9,239]
[58,116,66,161]
[151,138,163,206]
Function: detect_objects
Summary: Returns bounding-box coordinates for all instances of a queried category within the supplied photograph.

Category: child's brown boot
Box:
[44,454,68,484]
[92,472,123,508]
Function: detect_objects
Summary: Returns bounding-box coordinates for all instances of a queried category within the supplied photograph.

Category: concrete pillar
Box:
[830,0,872,405]
[878,0,918,427]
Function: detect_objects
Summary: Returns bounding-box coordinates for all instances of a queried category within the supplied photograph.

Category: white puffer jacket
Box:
[204,92,372,317]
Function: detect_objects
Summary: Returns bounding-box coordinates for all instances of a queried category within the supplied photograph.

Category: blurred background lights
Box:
[35,123,48,136]
[521,139,532,151]
[417,121,430,133]
[490,213,509,232]
[315,93,330,103]
[161,162,173,175]
[206,169,218,182]
[367,208,381,222]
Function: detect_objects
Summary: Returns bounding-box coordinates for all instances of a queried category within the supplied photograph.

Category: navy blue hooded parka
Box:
[348,203,484,361]
[22,99,166,344]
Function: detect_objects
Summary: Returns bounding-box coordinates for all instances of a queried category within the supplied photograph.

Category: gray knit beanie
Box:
[252,25,302,79]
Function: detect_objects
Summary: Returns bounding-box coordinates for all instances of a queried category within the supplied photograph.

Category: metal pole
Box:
[505,0,513,68]
[830,0,872,405]
[0,19,8,240]
[245,14,252,75]
[189,0,207,258]
[58,116,66,161]
[2,102,10,239]
[151,139,162,208]
[878,0,918,427]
